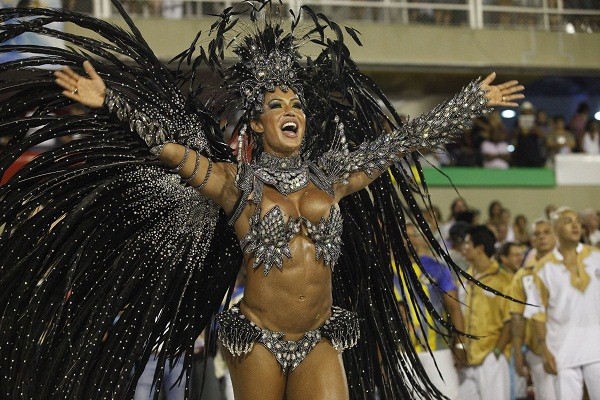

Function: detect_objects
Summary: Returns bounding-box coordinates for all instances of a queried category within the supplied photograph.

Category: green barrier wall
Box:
[422,167,556,187]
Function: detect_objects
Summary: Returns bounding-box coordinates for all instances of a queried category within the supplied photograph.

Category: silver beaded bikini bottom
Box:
[216,305,360,372]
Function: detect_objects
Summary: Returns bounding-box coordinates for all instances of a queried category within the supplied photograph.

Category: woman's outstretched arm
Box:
[55,61,240,213]
[324,72,524,200]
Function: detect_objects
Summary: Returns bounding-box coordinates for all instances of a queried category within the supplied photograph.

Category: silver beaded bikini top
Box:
[230,153,344,275]
[240,204,343,275]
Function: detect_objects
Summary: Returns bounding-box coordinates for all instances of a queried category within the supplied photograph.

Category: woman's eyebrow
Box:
[267,97,300,102]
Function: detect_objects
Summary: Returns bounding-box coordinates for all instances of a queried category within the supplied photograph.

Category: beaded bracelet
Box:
[194,158,213,190]
[183,151,202,184]
[170,146,190,173]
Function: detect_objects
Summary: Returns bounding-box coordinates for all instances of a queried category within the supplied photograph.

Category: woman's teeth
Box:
[282,122,297,132]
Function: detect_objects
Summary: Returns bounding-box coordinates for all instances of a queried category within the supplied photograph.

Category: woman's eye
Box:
[268,102,282,109]
[293,103,303,109]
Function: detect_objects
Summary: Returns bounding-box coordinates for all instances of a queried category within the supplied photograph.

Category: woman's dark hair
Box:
[456,210,477,224]
[488,200,502,219]
[450,198,466,218]
[449,221,471,243]
[576,102,590,114]
[248,126,264,161]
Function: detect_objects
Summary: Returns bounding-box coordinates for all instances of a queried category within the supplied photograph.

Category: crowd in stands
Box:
[438,101,600,169]
[52,0,599,32]
[439,198,600,251]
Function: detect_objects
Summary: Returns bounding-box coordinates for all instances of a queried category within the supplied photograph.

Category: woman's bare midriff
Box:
[239,236,333,341]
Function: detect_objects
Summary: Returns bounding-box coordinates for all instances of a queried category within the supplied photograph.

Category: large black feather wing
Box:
[0,5,240,400]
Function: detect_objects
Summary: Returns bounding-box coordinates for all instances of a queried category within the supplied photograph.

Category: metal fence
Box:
[10,0,599,32]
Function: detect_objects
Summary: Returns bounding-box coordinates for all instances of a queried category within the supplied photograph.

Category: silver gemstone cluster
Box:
[240,205,301,275]
[216,306,262,356]
[259,329,322,372]
[303,205,344,270]
[104,88,208,155]
[217,305,360,372]
[320,306,361,352]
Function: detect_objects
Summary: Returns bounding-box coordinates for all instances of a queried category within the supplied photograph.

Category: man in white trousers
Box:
[508,219,556,400]
[531,207,600,400]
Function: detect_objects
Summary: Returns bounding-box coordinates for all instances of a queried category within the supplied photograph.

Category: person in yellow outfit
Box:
[531,207,600,400]
[458,225,512,400]
[508,219,556,400]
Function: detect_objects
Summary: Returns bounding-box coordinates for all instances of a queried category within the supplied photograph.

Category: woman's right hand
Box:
[54,61,106,109]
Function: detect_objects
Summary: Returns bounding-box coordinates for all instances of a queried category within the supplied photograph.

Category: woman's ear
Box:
[250,119,264,133]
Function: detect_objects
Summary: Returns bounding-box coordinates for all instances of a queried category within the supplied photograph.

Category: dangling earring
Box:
[299,115,313,157]
[235,123,248,187]
[333,115,347,148]
[237,123,247,164]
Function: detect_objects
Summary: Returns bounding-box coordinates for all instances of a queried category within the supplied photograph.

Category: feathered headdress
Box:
[174,0,403,162]
[227,24,303,114]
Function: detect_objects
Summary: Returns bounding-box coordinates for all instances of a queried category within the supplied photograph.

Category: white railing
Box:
[89,0,600,32]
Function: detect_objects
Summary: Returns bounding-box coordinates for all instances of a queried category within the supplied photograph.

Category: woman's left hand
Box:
[54,61,106,108]
[481,72,525,107]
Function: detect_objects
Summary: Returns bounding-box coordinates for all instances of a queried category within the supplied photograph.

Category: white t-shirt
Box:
[582,132,600,155]
[480,141,510,169]
[534,245,600,369]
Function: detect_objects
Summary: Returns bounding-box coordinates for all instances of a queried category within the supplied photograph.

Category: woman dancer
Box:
[0,2,523,399]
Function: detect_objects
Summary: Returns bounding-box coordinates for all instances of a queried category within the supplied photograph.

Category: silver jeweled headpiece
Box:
[187,0,406,162]
[239,48,301,115]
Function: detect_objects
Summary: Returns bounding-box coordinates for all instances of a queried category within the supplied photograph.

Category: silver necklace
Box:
[254,152,309,195]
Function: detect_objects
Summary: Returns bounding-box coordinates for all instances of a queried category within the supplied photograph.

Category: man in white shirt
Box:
[531,207,600,400]
[508,219,556,400]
